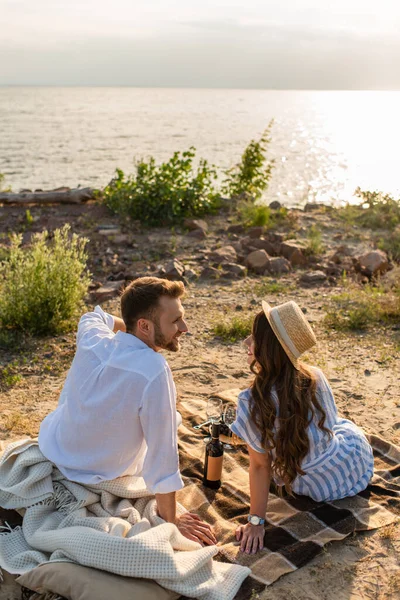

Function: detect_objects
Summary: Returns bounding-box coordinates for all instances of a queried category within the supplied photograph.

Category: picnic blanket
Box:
[176,389,400,594]
[1,389,400,600]
[0,439,250,600]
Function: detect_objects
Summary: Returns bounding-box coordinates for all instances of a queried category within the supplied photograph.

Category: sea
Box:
[1,87,399,207]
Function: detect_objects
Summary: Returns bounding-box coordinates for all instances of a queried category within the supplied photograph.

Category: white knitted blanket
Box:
[0,440,250,600]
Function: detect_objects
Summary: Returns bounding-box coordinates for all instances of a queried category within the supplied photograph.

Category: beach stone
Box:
[280,240,307,266]
[209,245,237,264]
[357,249,389,276]
[245,249,270,274]
[199,266,220,279]
[269,200,282,210]
[98,226,121,236]
[91,280,124,302]
[221,262,247,277]
[184,268,198,280]
[299,270,327,286]
[187,228,207,240]
[184,218,208,232]
[267,257,291,275]
[248,226,264,238]
[244,237,276,256]
[304,202,321,212]
[227,224,245,234]
[162,259,185,280]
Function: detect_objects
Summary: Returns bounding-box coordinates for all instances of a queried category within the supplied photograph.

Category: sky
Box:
[1,0,399,88]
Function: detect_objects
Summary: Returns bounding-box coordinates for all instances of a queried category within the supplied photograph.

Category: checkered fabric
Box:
[177,389,399,594]
[1,391,399,600]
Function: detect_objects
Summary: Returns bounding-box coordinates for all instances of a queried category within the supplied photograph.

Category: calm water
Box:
[1,88,399,206]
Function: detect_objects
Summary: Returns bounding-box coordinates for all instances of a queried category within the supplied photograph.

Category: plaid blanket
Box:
[176,389,400,596]
[1,391,399,600]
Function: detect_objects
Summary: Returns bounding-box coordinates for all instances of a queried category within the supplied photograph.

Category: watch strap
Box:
[247,514,265,525]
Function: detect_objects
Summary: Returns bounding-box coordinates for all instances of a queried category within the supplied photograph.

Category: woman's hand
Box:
[177,512,217,546]
[236,522,264,554]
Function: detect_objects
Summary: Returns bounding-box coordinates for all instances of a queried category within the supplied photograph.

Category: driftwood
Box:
[0,187,97,205]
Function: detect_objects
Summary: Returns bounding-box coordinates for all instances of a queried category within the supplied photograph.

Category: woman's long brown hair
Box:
[250,311,331,495]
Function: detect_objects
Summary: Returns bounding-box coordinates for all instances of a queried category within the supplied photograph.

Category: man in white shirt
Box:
[39,276,216,546]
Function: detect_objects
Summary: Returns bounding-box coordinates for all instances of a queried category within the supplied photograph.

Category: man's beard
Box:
[153,320,180,352]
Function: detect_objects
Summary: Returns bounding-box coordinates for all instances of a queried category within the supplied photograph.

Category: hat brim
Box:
[261,300,300,369]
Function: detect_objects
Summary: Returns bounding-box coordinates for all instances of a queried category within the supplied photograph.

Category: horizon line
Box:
[1,85,400,92]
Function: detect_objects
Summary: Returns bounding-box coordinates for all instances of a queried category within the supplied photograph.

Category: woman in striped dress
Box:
[230,300,374,555]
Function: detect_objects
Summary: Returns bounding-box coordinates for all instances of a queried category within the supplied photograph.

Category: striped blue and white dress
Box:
[230,367,374,502]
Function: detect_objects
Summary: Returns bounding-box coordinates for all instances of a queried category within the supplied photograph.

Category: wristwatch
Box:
[247,514,265,526]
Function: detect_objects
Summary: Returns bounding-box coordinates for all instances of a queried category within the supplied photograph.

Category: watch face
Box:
[250,516,260,525]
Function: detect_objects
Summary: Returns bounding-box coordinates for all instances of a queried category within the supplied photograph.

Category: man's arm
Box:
[156,491,217,546]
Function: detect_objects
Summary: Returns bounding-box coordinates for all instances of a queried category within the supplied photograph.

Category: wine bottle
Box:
[203,422,224,489]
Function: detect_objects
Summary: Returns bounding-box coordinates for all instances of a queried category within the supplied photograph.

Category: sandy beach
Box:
[0,200,399,599]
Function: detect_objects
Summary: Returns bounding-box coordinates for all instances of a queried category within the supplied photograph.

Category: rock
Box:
[243,237,275,256]
[325,264,343,278]
[267,257,291,275]
[187,228,207,240]
[329,245,353,264]
[184,218,208,232]
[357,250,389,276]
[199,266,220,280]
[248,226,264,238]
[209,245,237,264]
[304,202,321,212]
[299,270,327,286]
[245,249,270,274]
[269,200,282,210]
[112,234,130,244]
[227,224,245,234]
[98,227,121,236]
[163,259,185,280]
[184,268,198,280]
[221,262,247,277]
[280,240,307,266]
[108,271,126,281]
[91,280,124,302]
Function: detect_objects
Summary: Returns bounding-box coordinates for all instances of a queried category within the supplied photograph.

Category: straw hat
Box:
[262,300,317,369]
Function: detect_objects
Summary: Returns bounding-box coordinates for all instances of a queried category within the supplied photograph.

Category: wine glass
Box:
[203,397,223,443]
[221,405,236,450]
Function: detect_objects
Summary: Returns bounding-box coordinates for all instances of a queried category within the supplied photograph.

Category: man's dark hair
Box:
[120,277,185,333]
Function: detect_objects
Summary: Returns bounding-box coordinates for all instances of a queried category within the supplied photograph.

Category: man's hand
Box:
[176,512,217,546]
[236,522,264,554]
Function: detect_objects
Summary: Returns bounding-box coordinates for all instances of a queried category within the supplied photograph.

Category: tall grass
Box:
[212,315,253,342]
[324,282,400,331]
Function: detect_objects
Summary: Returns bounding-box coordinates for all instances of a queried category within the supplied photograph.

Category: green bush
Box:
[0,225,90,335]
[212,315,253,342]
[222,121,275,200]
[102,148,220,226]
[337,188,400,231]
[304,225,325,256]
[377,228,400,262]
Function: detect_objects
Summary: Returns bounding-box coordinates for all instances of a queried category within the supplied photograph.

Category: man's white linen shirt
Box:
[38,306,184,495]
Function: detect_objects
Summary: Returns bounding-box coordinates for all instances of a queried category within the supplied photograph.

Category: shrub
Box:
[222,121,275,200]
[377,227,400,262]
[102,148,220,226]
[337,188,400,231]
[304,225,325,256]
[0,225,90,335]
[212,315,253,342]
